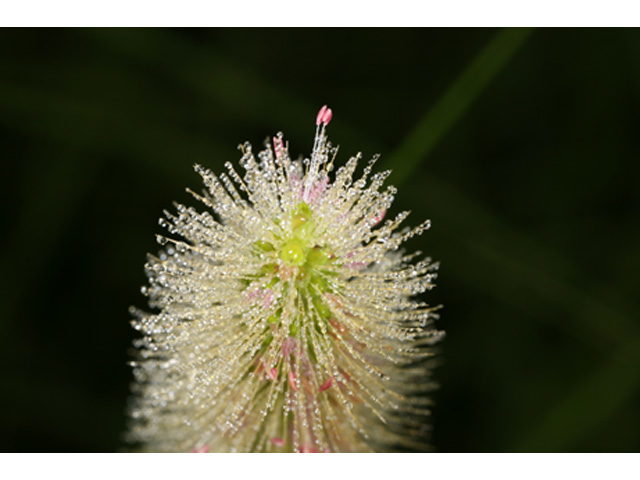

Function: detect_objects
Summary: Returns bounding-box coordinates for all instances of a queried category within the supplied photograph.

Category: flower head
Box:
[128,106,443,452]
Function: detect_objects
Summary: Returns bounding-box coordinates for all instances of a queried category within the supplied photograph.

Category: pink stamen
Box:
[321,107,333,126]
[270,437,285,447]
[319,377,333,393]
[300,444,318,453]
[329,318,346,334]
[288,371,298,391]
[316,105,328,126]
[304,174,329,204]
[372,208,386,226]
[254,359,264,376]
[191,444,209,453]
[262,288,274,309]
[273,136,284,159]
[246,288,260,301]
[345,261,369,271]
[282,337,297,357]
[279,264,294,282]
[269,367,278,380]
[325,293,343,308]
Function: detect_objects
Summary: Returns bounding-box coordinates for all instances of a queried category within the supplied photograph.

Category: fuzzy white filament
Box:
[128,106,443,452]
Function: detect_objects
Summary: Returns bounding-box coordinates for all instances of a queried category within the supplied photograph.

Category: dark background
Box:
[1,28,639,452]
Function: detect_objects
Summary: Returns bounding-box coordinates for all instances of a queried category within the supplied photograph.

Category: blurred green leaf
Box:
[385,28,534,186]
[515,335,640,451]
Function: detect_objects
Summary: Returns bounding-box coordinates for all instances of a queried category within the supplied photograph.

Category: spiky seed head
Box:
[128,106,444,452]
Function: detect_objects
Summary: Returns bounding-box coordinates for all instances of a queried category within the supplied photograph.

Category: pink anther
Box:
[300,444,318,453]
[270,437,285,447]
[260,361,270,377]
[288,371,299,392]
[316,105,328,126]
[319,377,333,393]
[321,107,333,125]
[191,444,209,453]
[269,367,278,380]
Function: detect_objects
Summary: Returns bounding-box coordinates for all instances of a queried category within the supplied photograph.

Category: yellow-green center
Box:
[250,202,337,342]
